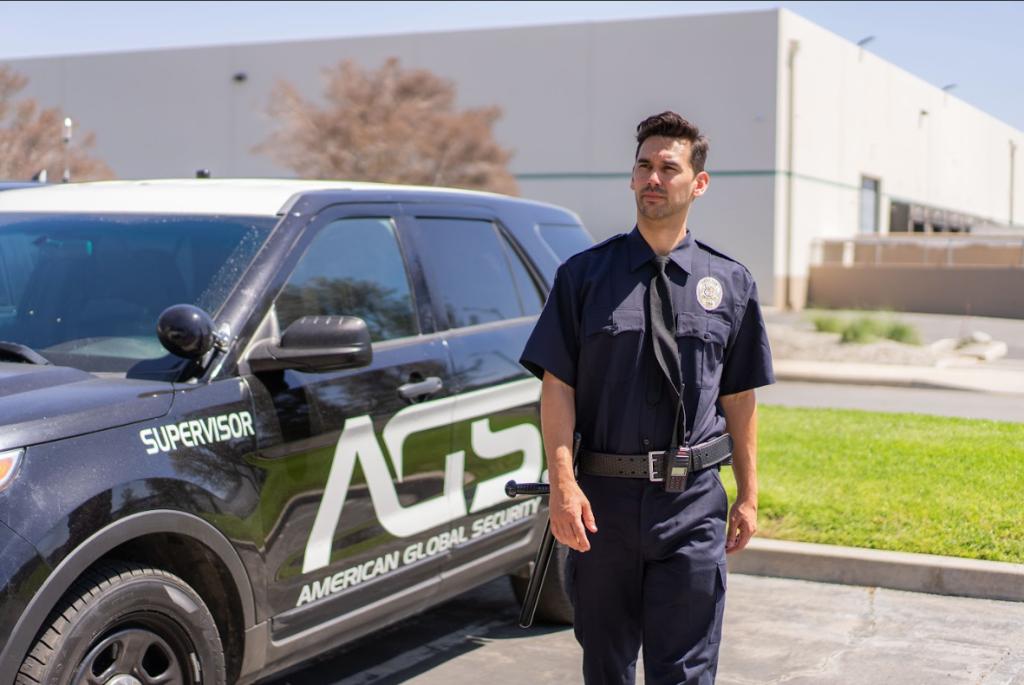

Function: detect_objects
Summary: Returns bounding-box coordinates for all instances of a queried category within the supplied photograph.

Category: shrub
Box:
[810,314,845,334]
[883,321,921,345]
[806,311,921,345]
[840,316,885,344]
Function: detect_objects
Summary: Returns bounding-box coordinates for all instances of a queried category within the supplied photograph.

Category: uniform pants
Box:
[566,467,728,685]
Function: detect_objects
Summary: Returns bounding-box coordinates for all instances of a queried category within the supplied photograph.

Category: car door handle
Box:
[398,376,443,400]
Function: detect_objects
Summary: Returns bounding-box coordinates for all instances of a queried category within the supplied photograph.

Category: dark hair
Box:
[634,111,709,173]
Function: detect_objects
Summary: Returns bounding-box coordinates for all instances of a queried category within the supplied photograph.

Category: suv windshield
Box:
[0,213,277,375]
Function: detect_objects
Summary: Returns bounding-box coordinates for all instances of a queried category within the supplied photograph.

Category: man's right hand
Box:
[549,480,597,552]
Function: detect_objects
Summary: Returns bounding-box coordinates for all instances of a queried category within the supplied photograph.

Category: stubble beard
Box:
[635,188,690,222]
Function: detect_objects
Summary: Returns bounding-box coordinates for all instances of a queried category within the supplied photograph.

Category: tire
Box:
[510,541,574,625]
[16,561,226,685]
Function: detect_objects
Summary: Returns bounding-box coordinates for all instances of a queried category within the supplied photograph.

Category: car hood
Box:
[0,362,174,451]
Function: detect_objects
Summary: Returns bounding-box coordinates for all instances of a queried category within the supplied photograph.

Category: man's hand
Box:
[549,480,597,552]
[726,495,757,554]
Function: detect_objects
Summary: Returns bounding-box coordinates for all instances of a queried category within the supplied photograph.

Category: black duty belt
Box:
[578,434,734,482]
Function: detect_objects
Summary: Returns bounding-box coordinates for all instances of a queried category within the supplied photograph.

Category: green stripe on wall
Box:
[514,171,1017,228]
[514,169,862,192]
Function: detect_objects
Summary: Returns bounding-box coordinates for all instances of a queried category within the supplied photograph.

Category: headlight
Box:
[0,449,24,491]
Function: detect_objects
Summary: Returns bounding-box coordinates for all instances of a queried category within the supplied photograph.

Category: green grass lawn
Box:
[721,405,1024,563]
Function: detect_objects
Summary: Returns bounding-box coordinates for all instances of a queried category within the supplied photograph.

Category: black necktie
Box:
[649,256,685,449]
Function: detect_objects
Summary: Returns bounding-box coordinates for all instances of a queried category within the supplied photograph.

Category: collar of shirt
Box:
[626,225,694,274]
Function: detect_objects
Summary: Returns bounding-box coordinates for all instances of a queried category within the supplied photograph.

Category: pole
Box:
[785,40,799,310]
[1011,140,1017,227]
[62,117,73,183]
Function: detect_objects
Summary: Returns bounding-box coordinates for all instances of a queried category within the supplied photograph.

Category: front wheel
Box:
[17,561,225,685]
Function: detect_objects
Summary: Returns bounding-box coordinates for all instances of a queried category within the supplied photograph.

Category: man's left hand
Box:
[725,497,757,554]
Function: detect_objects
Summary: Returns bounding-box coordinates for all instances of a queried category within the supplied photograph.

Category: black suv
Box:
[0,180,593,685]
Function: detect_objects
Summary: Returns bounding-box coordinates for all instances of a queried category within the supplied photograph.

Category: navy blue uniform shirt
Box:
[520,226,775,456]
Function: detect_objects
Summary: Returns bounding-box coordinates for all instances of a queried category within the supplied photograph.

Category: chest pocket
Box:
[676,312,731,389]
[580,308,645,384]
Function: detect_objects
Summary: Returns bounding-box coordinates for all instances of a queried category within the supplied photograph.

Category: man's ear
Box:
[693,171,710,198]
[629,166,636,191]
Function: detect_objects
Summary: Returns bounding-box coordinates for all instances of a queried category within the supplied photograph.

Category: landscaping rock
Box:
[767,323,1008,367]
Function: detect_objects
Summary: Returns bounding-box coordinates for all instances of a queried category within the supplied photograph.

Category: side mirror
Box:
[247,316,373,373]
[157,305,215,360]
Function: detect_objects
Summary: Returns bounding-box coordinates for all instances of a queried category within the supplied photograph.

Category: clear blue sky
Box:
[2,1,1022,131]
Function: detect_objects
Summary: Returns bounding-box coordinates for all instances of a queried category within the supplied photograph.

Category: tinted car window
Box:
[0,213,275,373]
[417,218,525,329]
[277,216,417,342]
[538,223,593,262]
[501,233,543,316]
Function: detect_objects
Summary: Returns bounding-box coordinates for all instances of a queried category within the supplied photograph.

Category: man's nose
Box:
[646,170,662,186]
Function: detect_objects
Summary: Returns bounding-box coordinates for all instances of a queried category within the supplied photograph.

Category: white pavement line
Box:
[332,619,507,685]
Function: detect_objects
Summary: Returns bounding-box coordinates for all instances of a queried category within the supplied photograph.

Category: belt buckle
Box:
[647,451,665,481]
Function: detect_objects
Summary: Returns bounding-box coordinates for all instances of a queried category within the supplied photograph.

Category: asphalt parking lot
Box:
[261,571,1024,685]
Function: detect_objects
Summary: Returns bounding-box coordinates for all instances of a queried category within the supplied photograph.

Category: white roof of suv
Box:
[0,179,493,216]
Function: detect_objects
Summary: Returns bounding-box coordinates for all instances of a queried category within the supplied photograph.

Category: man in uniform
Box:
[520,111,774,684]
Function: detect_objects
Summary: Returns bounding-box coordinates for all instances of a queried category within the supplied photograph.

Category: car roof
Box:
[0,178,500,216]
[0,181,48,191]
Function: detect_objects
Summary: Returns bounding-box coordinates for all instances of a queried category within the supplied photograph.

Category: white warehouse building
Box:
[6,9,1024,312]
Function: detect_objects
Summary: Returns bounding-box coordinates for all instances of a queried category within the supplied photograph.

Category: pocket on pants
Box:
[709,560,728,644]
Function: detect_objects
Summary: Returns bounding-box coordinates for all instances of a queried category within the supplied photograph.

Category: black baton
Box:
[505,431,581,628]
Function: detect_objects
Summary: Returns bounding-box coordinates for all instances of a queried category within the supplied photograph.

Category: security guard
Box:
[520,112,774,684]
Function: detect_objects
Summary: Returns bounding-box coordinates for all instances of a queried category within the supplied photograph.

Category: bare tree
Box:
[257,58,518,195]
[0,65,115,181]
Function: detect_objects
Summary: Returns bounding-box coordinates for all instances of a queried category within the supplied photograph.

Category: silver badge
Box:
[696,277,723,311]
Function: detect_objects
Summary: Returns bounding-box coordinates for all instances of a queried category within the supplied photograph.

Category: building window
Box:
[860,176,880,234]
[889,201,910,233]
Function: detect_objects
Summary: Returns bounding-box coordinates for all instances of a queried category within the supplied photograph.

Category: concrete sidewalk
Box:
[771,357,1024,395]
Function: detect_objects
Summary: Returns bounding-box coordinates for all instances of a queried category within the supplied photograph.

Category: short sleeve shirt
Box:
[520,226,774,456]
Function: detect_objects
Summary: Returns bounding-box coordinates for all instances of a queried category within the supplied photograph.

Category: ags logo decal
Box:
[297,497,540,607]
[302,378,543,575]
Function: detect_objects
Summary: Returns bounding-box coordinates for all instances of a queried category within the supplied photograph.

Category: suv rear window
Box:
[416,218,538,329]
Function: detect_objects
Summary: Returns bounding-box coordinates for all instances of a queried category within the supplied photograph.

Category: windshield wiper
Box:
[0,341,52,365]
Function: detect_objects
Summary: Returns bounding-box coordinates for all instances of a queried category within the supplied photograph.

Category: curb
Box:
[771,359,1024,396]
[726,538,1024,603]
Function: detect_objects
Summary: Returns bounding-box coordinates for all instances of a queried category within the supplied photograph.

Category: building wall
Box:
[775,9,1024,308]
[6,12,781,300]
[6,10,1022,310]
